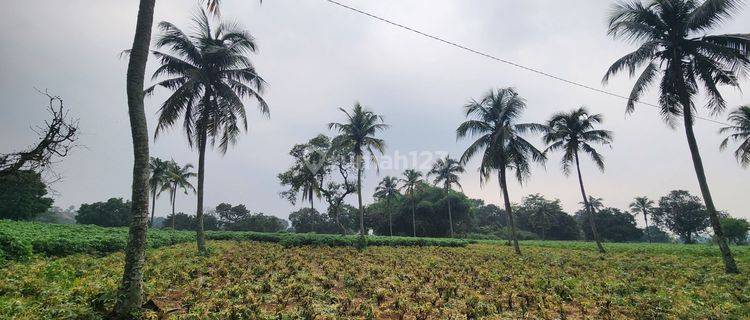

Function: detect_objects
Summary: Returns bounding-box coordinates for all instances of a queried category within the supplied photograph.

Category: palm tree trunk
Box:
[171,187,176,230]
[387,197,392,236]
[411,197,417,237]
[356,158,364,238]
[498,169,521,255]
[150,187,156,227]
[115,0,155,317]
[446,191,454,238]
[574,150,605,253]
[643,209,651,243]
[195,128,207,255]
[681,103,739,273]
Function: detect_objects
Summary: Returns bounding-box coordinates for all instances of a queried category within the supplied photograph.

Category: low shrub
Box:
[0,220,471,261]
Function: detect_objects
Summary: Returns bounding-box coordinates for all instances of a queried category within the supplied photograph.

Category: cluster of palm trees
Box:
[372,156,465,238]
[116,0,750,315]
[147,157,196,229]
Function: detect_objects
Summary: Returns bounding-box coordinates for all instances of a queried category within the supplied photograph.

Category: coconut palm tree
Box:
[540,107,612,253]
[147,10,268,255]
[329,103,388,239]
[428,156,465,237]
[374,176,399,236]
[116,0,156,316]
[720,106,750,167]
[456,88,545,255]
[148,157,170,227]
[603,0,748,273]
[161,161,196,229]
[399,169,423,237]
[630,196,655,243]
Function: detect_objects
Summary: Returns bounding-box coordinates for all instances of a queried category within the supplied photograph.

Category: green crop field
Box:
[1,221,749,319]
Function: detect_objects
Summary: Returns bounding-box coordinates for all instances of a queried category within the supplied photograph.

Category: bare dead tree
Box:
[0,89,79,179]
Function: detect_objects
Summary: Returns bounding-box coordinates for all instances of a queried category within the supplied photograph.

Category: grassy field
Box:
[1,237,748,319]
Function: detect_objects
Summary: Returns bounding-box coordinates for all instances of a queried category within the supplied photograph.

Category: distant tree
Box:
[603,0,747,273]
[226,212,288,232]
[629,196,655,242]
[652,190,710,244]
[399,169,424,237]
[720,106,750,167]
[641,226,673,243]
[36,206,76,224]
[76,198,131,227]
[374,176,399,236]
[288,207,338,233]
[456,88,545,255]
[278,135,331,210]
[0,170,54,220]
[148,157,170,227]
[720,217,749,245]
[576,207,642,242]
[428,156,465,237]
[540,107,612,253]
[329,103,388,239]
[163,212,194,230]
[470,201,507,235]
[215,203,250,226]
[319,141,357,235]
[515,194,580,241]
[161,161,195,229]
[148,10,268,254]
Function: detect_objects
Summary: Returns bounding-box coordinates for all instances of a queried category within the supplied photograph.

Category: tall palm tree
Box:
[630,196,655,243]
[399,169,423,237]
[329,103,388,239]
[456,88,545,255]
[428,156,465,237]
[374,176,399,236]
[603,0,748,273]
[720,106,750,167]
[117,0,155,316]
[541,107,612,253]
[148,157,170,227]
[161,161,196,229]
[147,10,268,255]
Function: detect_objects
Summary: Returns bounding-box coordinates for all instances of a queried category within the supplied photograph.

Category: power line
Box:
[324,0,732,127]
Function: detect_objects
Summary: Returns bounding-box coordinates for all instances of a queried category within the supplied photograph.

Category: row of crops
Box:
[0,220,470,261]
[2,240,748,319]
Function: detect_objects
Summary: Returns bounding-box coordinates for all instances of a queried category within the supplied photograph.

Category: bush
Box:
[0,231,33,261]
[0,221,471,261]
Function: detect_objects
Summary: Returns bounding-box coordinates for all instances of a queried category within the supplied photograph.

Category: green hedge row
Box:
[0,220,471,261]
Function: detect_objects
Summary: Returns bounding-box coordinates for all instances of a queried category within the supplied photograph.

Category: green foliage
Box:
[288,207,342,234]
[75,198,131,227]
[720,105,750,167]
[652,190,710,244]
[515,194,581,240]
[2,241,748,319]
[641,226,674,243]
[575,207,642,242]
[0,220,469,261]
[0,231,32,262]
[368,184,474,237]
[720,216,749,245]
[0,170,53,221]
[162,212,220,231]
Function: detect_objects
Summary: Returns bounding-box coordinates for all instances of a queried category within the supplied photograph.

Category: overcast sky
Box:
[1,0,748,222]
